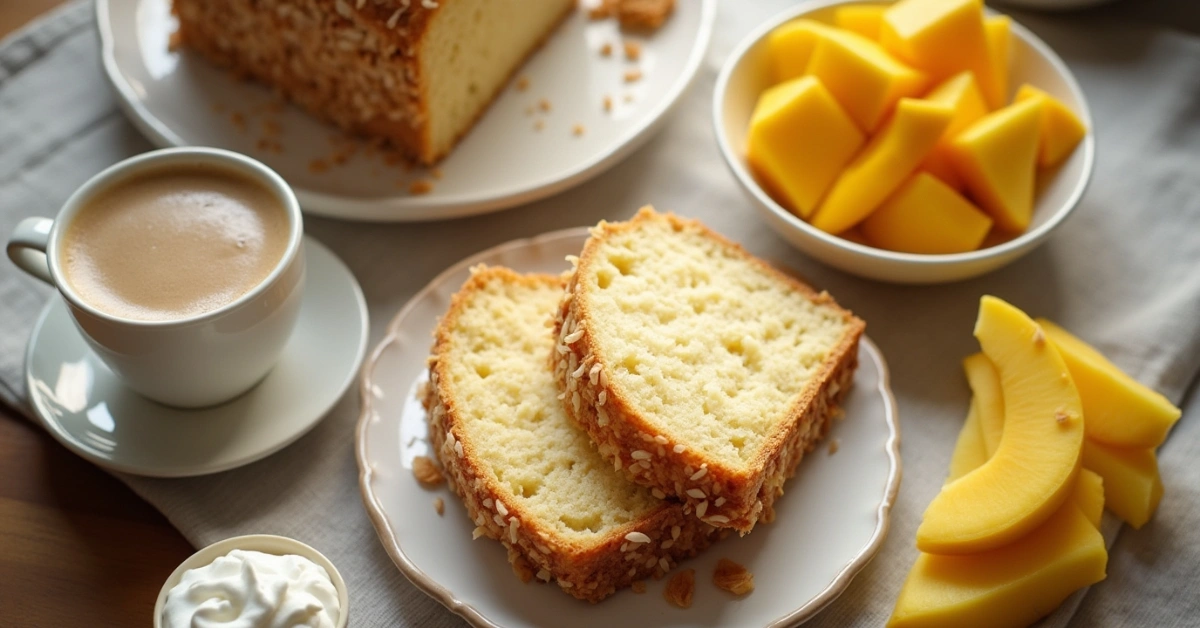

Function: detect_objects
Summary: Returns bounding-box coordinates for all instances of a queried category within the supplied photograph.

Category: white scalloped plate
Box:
[355,229,901,627]
[97,0,716,222]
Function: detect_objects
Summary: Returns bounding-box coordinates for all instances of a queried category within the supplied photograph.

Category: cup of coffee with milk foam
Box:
[7,147,305,408]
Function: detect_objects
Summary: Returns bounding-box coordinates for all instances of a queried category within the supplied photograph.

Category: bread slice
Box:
[424,266,721,602]
[173,0,574,164]
[552,208,865,533]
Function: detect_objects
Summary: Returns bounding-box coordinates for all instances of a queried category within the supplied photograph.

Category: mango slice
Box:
[962,352,1004,456]
[947,398,988,484]
[746,76,866,219]
[1082,440,1164,529]
[1074,468,1106,529]
[811,98,952,234]
[919,72,989,191]
[890,502,1106,628]
[860,173,992,254]
[835,5,887,39]
[985,16,1012,105]
[806,28,929,132]
[1036,318,1182,448]
[767,19,837,82]
[916,297,1084,554]
[949,98,1042,232]
[1014,85,1088,168]
[879,0,1002,108]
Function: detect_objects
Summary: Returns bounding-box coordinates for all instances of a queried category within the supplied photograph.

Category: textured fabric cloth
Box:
[1,2,1198,626]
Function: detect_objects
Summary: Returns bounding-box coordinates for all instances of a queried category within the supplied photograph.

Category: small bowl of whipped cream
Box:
[154,534,348,628]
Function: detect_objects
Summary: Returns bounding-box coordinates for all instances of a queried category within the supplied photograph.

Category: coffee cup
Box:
[6,147,305,408]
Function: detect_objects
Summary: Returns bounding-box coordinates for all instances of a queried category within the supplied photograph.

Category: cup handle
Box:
[6,217,55,285]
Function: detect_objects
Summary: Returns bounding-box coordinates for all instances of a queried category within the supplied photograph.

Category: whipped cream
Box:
[163,549,340,628]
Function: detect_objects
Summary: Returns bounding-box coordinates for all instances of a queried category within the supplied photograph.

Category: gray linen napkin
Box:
[2,2,1198,626]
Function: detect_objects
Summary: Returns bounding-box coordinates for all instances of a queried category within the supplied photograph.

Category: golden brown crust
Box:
[552,208,865,533]
[425,266,722,603]
[172,0,573,165]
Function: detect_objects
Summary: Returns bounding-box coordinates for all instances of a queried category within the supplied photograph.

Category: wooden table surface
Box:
[0,6,194,628]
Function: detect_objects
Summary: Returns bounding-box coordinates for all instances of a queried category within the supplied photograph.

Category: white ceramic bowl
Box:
[153,534,349,628]
[713,0,1094,284]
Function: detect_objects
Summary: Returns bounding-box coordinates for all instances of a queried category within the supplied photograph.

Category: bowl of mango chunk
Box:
[714,0,1094,284]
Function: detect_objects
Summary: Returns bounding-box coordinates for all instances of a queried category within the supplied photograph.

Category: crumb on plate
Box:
[713,558,755,595]
[413,455,444,485]
[664,568,695,608]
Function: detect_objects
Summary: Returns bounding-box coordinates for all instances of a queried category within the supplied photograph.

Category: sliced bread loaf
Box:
[424,266,721,602]
[552,208,865,533]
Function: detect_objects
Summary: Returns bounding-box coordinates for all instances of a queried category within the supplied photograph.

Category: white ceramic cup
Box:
[6,147,305,408]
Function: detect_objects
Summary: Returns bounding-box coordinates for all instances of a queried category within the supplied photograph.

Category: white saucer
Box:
[98,0,717,222]
[357,229,901,628]
[26,237,368,478]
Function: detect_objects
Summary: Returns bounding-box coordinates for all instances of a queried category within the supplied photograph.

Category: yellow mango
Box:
[919,72,989,191]
[1074,468,1106,529]
[962,352,1004,456]
[768,20,837,83]
[1036,319,1182,448]
[890,502,1107,628]
[947,398,988,483]
[985,16,1012,105]
[1082,440,1164,529]
[1015,84,1088,168]
[949,98,1042,232]
[880,0,1003,107]
[806,28,929,132]
[860,173,992,254]
[746,76,866,219]
[812,98,953,234]
[835,5,887,39]
[917,297,1083,554]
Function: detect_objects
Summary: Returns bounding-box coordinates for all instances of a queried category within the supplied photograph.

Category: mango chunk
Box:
[1082,440,1164,529]
[917,297,1084,554]
[1036,319,1182,448]
[919,72,989,191]
[767,19,837,83]
[879,0,1002,108]
[985,16,1012,105]
[962,352,1004,456]
[812,98,952,234]
[835,5,887,40]
[806,28,929,132]
[860,173,992,254]
[949,98,1042,232]
[947,398,988,484]
[1014,85,1088,168]
[890,503,1106,628]
[1074,468,1106,529]
[746,76,867,218]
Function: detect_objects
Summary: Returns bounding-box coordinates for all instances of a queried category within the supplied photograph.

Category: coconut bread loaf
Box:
[424,266,721,602]
[552,208,865,533]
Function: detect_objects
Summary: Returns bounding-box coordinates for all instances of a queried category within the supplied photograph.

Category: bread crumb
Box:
[516,76,531,92]
[664,569,695,608]
[623,41,642,61]
[510,554,535,584]
[618,0,675,30]
[308,159,330,174]
[538,98,552,113]
[433,497,445,515]
[631,580,647,593]
[624,69,643,83]
[600,42,614,57]
[713,559,754,595]
[430,168,444,180]
[828,438,840,455]
[412,455,444,485]
[409,180,434,195]
[168,30,184,52]
[573,124,586,137]
[604,95,613,112]
[534,119,545,131]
